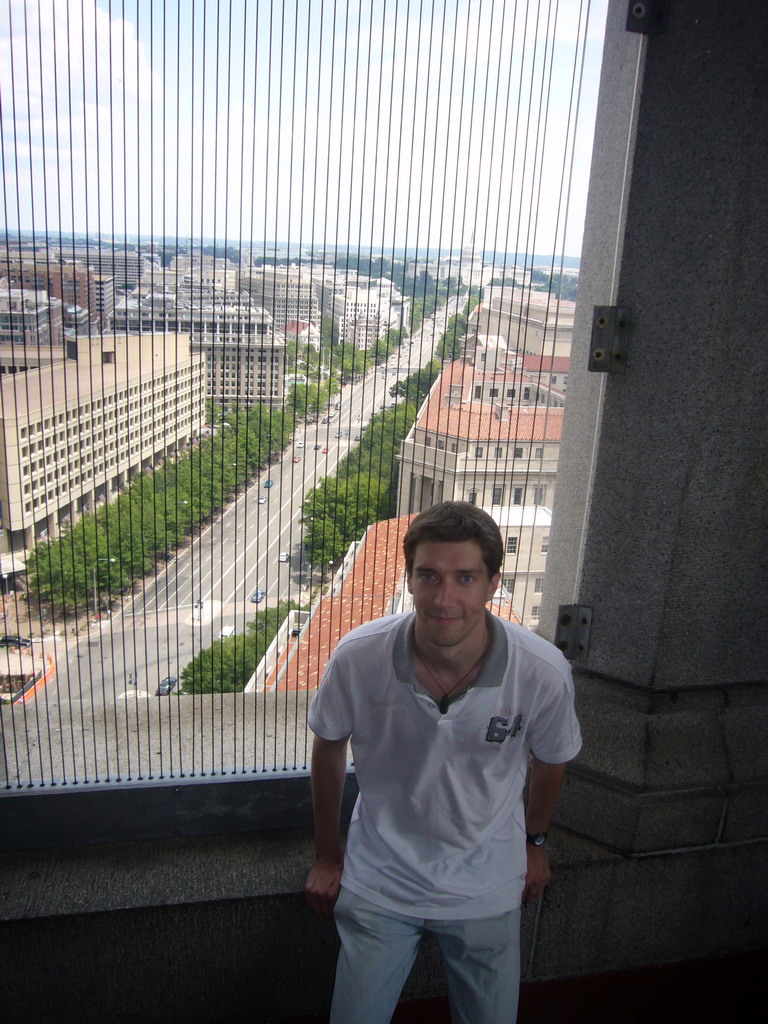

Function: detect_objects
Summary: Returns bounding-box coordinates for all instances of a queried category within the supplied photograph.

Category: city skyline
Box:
[1,0,607,257]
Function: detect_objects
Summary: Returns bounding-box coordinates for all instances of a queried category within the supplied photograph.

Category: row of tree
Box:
[299,295,474,568]
[180,602,297,694]
[27,402,294,612]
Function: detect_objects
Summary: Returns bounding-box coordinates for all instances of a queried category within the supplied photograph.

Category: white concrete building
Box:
[111,289,284,409]
[487,504,552,629]
[240,265,320,330]
[397,360,562,516]
[0,333,205,556]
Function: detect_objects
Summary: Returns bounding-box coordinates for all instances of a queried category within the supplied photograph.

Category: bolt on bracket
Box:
[626,1,669,34]
[554,605,592,660]
[588,306,630,373]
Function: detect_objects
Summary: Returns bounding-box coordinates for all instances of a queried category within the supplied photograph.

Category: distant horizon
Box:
[5,229,581,270]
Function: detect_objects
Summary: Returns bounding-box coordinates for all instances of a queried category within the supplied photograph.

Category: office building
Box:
[0,286,63,349]
[0,332,205,556]
[111,289,284,408]
[396,359,562,517]
[240,265,320,330]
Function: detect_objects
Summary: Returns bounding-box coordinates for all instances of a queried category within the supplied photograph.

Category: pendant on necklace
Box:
[439,695,450,715]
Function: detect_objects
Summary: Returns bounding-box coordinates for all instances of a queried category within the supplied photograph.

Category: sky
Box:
[0,0,608,257]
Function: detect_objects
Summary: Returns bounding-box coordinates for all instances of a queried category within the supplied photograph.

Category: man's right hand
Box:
[305,857,343,919]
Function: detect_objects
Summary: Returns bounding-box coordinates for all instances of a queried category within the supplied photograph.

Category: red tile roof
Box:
[269,512,521,693]
[418,362,563,442]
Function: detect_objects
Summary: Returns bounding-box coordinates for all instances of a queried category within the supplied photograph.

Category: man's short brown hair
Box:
[403,501,504,579]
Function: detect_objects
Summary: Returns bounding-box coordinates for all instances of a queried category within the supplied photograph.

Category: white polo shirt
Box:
[308,612,581,919]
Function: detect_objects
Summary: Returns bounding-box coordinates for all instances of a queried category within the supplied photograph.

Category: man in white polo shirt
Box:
[305,501,581,1024]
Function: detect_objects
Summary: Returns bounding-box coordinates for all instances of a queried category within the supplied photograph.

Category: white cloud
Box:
[1,0,607,255]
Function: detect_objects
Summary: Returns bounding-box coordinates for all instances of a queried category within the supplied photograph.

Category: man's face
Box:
[406,539,500,650]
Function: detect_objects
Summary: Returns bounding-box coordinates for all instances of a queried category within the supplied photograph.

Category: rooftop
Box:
[420,362,564,441]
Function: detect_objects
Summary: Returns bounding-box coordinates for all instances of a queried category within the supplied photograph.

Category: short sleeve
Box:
[526,664,582,764]
[307,647,354,741]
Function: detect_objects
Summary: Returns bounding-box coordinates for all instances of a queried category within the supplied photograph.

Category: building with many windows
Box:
[239,265,320,331]
[325,279,409,350]
[470,287,575,358]
[0,286,63,349]
[111,289,284,409]
[0,332,205,556]
[488,504,552,629]
[396,359,562,516]
[0,260,102,323]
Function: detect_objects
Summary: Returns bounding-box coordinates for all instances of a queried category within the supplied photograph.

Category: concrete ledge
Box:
[1,827,766,1023]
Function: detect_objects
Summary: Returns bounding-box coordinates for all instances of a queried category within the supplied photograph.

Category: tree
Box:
[389,359,441,407]
[301,474,388,566]
[181,603,297,694]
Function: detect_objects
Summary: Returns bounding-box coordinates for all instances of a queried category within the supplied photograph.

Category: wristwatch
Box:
[526,831,548,847]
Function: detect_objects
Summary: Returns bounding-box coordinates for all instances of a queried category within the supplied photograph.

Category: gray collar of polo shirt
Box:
[392,611,509,710]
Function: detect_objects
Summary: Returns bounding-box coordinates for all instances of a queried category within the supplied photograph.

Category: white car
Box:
[295,441,305,448]
[279,552,289,562]
[218,625,235,639]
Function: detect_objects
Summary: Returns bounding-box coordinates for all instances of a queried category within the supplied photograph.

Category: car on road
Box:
[218,626,236,639]
[334,431,342,438]
[313,444,321,450]
[321,446,329,453]
[258,496,267,505]
[0,634,32,648]
[354,434,361,441]
[263,479,274,488]
[293,456,301,463]
[279,552,289,563]
[295,441,305,448]
[155,676,177,696]
[251,589,267,603]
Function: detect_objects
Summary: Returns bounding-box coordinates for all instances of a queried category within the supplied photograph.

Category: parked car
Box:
[295,441,305,448]
[0,634,32,648]
[321,447,329,454]
[334,431,342,438]
[155,676,177,696]
[258,496,267,505]
[263,479,274,488]
[279,552,289,563]
[313,444,321,450]
[251,589,267,603]
[293,456,301,463]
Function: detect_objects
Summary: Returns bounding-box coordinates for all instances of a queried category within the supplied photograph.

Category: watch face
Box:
[528,832,547,846]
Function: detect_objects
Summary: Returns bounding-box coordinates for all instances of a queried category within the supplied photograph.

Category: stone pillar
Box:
[540,0,768,860]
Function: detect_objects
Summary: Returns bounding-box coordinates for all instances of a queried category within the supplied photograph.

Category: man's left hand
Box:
[523,844,552,903]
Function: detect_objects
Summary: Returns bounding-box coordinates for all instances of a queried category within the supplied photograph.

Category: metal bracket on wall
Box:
[626,0,669,34]
[588,306,631,373]
[555,605,592,660]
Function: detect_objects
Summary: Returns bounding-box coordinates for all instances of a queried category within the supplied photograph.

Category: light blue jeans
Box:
[331,886,521,1024]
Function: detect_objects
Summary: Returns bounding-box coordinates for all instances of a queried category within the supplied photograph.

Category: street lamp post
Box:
[92,557,116,617]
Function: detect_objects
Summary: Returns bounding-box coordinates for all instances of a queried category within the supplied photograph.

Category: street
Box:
[43,309,457,706]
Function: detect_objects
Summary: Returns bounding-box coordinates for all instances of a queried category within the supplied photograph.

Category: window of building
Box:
[475,447,484,458]
[534,578,545,593]
[506,536,518,554]
[494,447,503,458]
[492,486,504,504]
[468,491,477,505]
[541,535,549,554]
[533,486,546,505]
[513,488,523,505]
